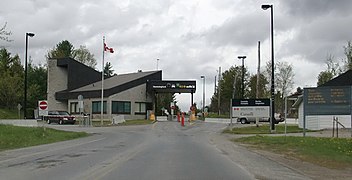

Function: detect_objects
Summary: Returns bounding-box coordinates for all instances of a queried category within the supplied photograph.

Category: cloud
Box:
[1,0,352,110]
[282,0,352,19]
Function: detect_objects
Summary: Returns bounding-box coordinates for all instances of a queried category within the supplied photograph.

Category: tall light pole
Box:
[237,56,246,99]
[262,4,275,131]
[200,75,205,119]
[24,32,35,119]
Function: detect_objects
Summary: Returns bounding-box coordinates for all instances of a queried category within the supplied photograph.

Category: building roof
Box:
[293,70,352,107]
[319,70,352,87]
[56,70,162,100]
[55,58,102,91]
[292,95,303,108]
[72,71,160,92]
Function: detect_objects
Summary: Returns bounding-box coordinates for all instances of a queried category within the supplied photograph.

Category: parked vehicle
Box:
[237,113,285,124]
[44,111,76,125]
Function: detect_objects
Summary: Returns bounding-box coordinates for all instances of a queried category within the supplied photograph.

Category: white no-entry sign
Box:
[39,101,48,110]
[38,100,48,116]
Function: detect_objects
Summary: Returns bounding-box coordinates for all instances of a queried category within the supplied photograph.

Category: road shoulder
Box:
[218,133,352,179]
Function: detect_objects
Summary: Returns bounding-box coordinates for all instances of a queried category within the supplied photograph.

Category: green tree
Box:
[265,61,295,113]
[0,48,23,108]
[156,93,176,116]
[343,41,352,70]
[247,73,269,98]
[47,40,74,59]
[0,22,12,42]
[104,62,114,78]
[209,66,245,114]
[317,71,334,86]
[276,61,294,98]
[27,62,47,108]
[317,54,342,86]
[73,45,97,68]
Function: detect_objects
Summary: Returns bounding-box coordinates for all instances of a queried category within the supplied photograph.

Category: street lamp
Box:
[24,32,35,119]
[262,4,275,131]
[200,75,205,119]
[237,56,246,99]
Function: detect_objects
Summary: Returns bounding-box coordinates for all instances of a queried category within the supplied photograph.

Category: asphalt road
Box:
[0,121,309,180]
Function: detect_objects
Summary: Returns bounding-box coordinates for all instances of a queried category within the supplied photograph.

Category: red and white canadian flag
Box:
[104,43,114,53]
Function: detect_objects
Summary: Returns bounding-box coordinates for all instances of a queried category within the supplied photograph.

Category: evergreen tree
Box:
[104,62,114,78]
[47,40,75,59]
[0,48,23,108]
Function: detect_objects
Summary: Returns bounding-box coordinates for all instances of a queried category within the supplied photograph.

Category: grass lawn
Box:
[0,124,88,151]
[223,124,316,134]
[233,135,352,169]
[0,108,19,119]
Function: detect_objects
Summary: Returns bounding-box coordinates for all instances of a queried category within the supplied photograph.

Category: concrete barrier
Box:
[0,119,39,127]
[112,115,126,124]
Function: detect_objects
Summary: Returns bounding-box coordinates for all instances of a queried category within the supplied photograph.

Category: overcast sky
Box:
[1,0,352,111]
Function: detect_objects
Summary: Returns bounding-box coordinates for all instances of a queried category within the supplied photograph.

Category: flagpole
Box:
[101,36,105,126]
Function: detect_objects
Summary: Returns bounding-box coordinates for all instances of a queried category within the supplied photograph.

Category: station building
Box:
[47,58,196,120]
[293,70,352,130]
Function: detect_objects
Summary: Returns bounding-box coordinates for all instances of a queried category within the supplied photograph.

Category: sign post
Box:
[231,99,270,118]
[17,104,22,119]
[78,95,84,114]
[38,100,48,135]
[38,100,48,116]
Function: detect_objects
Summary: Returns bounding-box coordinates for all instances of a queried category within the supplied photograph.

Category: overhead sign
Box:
[304,86,351,115]
[38,100,48,116]
[148,80,196,93]
[231,99,270,118]
[232,99,270,106]
[152,83,195,89]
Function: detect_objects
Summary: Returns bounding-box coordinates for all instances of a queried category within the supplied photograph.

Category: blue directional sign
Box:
[304,86,351,115]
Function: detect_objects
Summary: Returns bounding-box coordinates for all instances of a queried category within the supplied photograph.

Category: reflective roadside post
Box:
[200,75,205,120]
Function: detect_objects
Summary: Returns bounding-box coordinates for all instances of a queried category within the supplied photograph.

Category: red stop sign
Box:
[39,101,48,110]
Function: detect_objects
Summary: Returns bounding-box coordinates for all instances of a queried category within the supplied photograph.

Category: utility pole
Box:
[256,41,261,127]
[214,75,217,95]
[217,67,221,115]
[256,41,261,98]
[237,56,246,99]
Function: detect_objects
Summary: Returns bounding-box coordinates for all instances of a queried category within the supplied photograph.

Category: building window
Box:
[70,102,79,114]
[112,101,131,114]
[92,101,107,114]
[135,102,146,115]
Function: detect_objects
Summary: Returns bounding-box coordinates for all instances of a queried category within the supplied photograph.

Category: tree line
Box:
[208,60,295,116]
[209,41,352,116]
[0,25,101,117]
[317,41,352,86]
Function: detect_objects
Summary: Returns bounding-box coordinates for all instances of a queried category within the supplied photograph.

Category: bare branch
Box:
[0,22,13,42]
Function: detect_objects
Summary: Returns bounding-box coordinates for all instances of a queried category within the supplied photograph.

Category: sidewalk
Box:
[0,119,39,127]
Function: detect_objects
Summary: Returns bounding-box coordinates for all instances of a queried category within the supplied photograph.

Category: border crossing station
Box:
[47,58,196,122]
